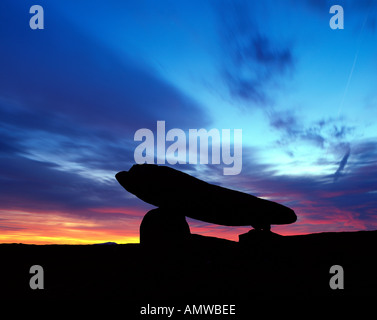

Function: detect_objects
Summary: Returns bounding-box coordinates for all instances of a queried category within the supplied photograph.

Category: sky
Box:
[0,0,376,244]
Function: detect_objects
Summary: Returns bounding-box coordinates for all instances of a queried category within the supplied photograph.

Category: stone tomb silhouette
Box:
[116,164,297,245]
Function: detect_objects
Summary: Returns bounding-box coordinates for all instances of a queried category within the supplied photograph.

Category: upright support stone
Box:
[140,208,191,246]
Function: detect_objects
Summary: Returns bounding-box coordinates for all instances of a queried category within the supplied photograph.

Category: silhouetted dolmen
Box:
[116,164,297,244]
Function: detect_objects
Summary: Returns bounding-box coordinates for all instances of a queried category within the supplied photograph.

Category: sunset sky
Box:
[1,0,377,244]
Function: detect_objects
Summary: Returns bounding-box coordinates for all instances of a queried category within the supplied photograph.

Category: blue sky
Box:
[0,0,376,243]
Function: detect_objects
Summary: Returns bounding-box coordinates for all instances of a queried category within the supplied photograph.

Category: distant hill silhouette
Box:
[93,242,118,245]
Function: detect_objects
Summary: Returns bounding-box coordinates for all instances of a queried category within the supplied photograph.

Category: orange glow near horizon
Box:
[0,209,141,245]
[0,207,372,245]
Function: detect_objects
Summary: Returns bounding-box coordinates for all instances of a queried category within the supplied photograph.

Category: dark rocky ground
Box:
[1,230,376,303]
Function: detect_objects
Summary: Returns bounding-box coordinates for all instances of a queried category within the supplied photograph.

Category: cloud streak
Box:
[333,147,351,181]
[216,1,294,107]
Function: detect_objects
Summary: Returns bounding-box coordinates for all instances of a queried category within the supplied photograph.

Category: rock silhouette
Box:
[116,164,297,243]
[140,208,191,246]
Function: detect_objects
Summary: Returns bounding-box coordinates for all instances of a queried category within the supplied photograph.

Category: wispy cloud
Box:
[268,110,355,157]
[215,0,294,107]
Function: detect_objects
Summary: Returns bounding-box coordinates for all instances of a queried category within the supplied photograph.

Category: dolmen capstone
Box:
[115,164,297,245]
